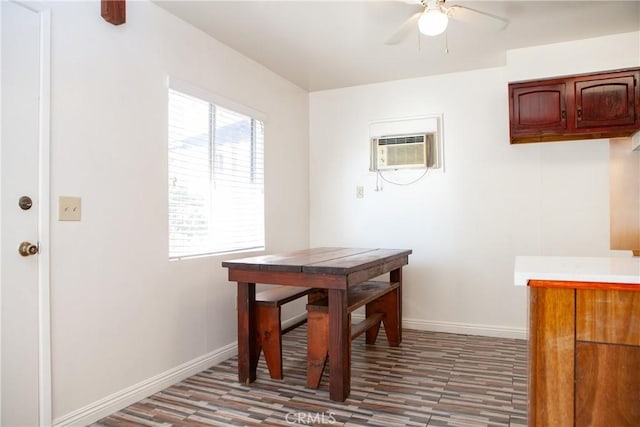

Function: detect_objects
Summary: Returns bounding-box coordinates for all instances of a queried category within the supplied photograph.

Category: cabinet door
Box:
[577,288,640,346]
[575,72,638,129]
[575,342,640,427]
[510,83,567,135]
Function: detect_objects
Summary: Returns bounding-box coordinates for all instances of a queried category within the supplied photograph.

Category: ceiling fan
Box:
[386,0,508,45]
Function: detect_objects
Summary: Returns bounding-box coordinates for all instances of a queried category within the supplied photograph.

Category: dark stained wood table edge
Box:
[223,247,412,275]
[221,247,345,272]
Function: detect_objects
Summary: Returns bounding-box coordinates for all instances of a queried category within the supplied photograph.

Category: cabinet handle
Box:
[577,107,582,120]
[561,110,566,119]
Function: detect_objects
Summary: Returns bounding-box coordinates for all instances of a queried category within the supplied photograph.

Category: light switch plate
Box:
[59,196,81,221]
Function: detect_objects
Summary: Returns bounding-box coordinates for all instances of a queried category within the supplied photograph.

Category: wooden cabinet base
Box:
[576,342,640,427]
[528,287,575,427]
[529,283,640,427]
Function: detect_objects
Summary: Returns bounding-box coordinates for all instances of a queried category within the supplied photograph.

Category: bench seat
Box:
[305,280,401,388]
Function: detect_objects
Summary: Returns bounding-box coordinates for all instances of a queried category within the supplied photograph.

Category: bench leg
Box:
[364,302,383,345]
[256,305,284,380]
[306,310,328,389]
[365,288,401,346]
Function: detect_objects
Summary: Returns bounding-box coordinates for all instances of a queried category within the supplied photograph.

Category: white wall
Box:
[48,1,308,423]
[309,32,639,338]
[506,31,639,81]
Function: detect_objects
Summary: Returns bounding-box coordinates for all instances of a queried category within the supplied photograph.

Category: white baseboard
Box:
[53,342,238,427]
[283,312,307,329]
[352,314,528,340]
[403,317,528,340]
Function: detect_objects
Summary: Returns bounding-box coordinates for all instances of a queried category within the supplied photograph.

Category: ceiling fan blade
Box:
[385,11,422,45]
[447,5,508,32]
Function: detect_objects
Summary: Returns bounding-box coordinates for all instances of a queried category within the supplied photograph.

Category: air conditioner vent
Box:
[378,135,425,145]
[370,132,435,171]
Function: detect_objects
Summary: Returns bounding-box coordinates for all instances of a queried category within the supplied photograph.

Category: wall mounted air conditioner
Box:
[369,133,435,171]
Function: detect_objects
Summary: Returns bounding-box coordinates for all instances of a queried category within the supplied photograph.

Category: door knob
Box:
[18,196,33,210]
[18,241,39,256]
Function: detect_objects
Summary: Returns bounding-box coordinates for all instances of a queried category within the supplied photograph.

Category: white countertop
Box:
[514,256,640,286]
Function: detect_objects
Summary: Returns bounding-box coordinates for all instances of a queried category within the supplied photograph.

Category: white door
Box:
[1,1,51,426]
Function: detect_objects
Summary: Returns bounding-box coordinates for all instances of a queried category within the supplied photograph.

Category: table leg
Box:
[237,282,257,384]
[390,267,403,344]
[328,288,350,401]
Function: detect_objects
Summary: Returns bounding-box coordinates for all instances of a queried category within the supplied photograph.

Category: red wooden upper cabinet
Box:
[575,72,637,129]
[509,68,640,144]
[511,82,567,135]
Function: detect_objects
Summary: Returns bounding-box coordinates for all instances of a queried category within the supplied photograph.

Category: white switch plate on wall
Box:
[59,196,81,221]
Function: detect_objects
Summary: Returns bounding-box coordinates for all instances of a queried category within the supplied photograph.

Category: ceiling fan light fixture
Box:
[418,8,449,36]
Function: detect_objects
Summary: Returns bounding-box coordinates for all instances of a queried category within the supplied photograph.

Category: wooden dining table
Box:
[222,247,412,401]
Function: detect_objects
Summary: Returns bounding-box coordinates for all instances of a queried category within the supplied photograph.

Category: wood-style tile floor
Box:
[93,327,528,427]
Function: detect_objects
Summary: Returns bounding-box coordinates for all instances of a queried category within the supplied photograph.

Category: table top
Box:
[514,255,640,286]
[222,247,412,275]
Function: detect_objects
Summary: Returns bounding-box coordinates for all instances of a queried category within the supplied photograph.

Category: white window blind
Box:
[168,86,264,259]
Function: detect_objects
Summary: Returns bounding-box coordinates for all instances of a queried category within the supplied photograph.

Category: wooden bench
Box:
[305,280,401,389]
[254,285,314,380]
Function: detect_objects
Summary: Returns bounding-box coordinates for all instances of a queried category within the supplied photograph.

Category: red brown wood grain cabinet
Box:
[528,280,640,427]
[509,67,640,144]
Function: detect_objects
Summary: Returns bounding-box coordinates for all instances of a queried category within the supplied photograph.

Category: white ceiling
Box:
[154,1,640,91]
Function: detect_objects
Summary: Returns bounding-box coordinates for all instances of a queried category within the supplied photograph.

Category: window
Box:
[168,82,264,259]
